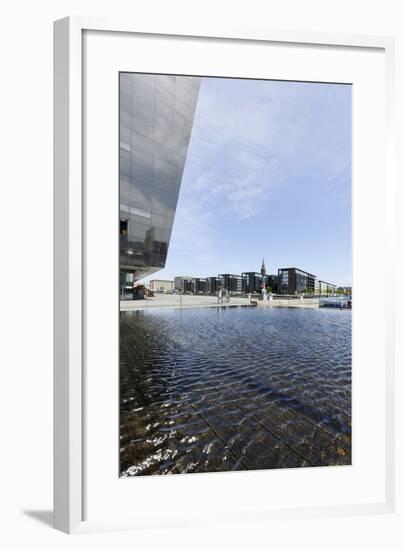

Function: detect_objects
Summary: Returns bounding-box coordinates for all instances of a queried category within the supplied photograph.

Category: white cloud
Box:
[185,146,282,220]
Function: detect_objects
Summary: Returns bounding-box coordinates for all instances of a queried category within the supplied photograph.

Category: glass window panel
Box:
[129,187,151,213]
[120,183,130,207]
[155,74,175,94]
[132,81,154,111]
[120,124,131,148]
[131,106,154,139]
[130,147,153,185]
[120,150,130,178]
[151,186,179,210]
[120,90,132,113]
[120,108,131,129]
[129,211,152,225]
[128,219,150,236]
[153,157,175,188]
[120,74,132,95]
[155,85,175,111]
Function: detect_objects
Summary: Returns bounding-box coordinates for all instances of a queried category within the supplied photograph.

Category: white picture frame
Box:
[54,16,396,534]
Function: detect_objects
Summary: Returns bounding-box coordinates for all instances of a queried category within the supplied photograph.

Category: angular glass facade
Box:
[120,73,201,297]
[279,269,290,294]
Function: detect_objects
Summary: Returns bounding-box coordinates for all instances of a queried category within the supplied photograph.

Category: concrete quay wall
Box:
[258,298,320,308]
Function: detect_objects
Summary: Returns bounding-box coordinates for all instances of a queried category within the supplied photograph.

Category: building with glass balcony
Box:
[119,73,201,299]
[278,267,316,294]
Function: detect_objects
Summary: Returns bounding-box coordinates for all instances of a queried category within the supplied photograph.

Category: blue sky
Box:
[147,77,351,286]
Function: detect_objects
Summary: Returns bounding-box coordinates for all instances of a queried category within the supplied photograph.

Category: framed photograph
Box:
[54,17,396,533]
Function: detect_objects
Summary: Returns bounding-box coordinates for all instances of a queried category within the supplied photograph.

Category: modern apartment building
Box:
[174,276,193,292]
[208,277,220,294]
[241,272,263,293]
[278,267,316,294]
[317,280,337,295]
[192,278,209,294]
[149,279,174,293]
[218,274,244,294]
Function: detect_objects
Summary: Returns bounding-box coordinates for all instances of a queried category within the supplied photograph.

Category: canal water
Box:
[120,306,351,476]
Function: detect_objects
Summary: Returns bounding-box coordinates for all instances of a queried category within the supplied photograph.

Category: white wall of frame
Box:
[83,27,386,525]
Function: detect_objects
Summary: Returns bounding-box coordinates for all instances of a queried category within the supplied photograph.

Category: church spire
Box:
[261,258,266,277]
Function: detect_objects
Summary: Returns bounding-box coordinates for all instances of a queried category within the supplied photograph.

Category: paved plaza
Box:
[120,293,321,311]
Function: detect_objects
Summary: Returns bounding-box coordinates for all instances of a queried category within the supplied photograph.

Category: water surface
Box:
[120,306,351,476]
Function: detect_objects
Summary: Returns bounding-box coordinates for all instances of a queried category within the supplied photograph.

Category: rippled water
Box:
[120,306,351,476]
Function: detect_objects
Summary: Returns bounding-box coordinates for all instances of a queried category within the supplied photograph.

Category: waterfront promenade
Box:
[120,294,321,311]
[120,293,252,311]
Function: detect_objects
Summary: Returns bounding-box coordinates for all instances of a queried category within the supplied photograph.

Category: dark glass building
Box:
[278,267,316,294]
[183,280,193,293]
[119,73,201,299]
[208,277,220,294]
[174,276,193,293]
[218,274,243,294]
[266,274,279,294]
[192,278,209,294]
[241,272,262,293]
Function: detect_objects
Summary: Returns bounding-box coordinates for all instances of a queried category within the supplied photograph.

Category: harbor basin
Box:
[120,306,351,476]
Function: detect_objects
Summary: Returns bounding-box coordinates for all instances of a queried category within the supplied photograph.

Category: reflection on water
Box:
[120,307,351,476]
